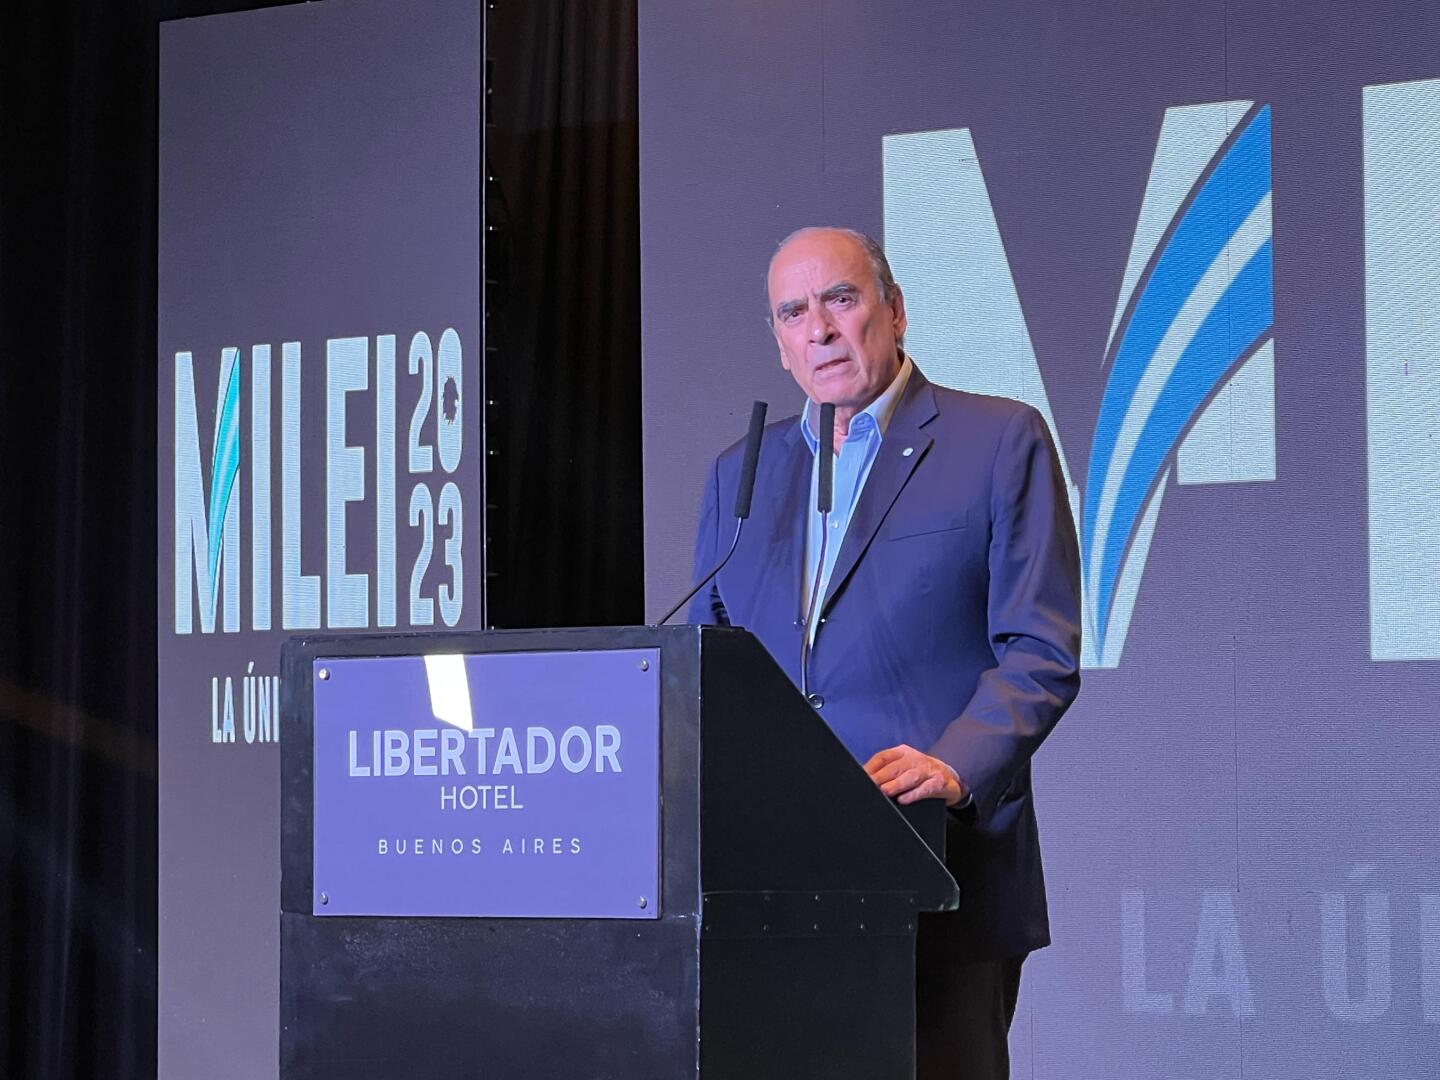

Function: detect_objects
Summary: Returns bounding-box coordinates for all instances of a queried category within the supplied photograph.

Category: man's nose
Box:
[806,305,837,344]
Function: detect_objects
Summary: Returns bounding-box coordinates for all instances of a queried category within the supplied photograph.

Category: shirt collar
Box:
[799,352,914,453]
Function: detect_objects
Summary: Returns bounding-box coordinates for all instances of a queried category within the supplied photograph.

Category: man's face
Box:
[767,230,907,411]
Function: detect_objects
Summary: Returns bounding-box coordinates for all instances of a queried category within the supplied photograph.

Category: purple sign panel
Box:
[311,649,661,918]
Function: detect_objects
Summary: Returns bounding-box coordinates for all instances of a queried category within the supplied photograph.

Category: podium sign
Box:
[310,648,661,918]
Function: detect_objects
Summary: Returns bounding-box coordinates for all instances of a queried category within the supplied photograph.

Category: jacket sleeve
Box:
[685,455,731,626]
[928,404,1081,821]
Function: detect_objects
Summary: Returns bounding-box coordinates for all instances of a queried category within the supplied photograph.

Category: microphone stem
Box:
[804,400,836,700]
[800,510,829,698]
[654,517,744,626]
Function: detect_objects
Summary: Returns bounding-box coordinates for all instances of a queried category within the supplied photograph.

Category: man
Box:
[687,227,1081,1079]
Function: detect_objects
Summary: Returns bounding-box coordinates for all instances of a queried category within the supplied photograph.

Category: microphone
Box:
[816,402,835,512]
[732,399,768,518]
[654,401,768,625]
[801,403,835,698]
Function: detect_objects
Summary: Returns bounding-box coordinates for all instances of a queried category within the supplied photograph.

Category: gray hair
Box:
[763,226,904,346]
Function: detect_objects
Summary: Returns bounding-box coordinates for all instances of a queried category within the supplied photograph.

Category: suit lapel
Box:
[821,369,939,614]
[740,422,810,624]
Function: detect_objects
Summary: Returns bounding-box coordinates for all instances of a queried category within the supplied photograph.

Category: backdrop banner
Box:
[640,2,1440,1075]
[157,1,482,1076]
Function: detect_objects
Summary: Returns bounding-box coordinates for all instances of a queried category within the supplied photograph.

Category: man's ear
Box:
[776,331,791,371]
[891,285,908,341]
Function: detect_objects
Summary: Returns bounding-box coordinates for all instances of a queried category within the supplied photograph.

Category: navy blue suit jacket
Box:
[688,365,1082,958]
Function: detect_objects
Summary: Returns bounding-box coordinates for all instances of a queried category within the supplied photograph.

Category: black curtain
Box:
[0,1,641,1075]
[486,0,642,629]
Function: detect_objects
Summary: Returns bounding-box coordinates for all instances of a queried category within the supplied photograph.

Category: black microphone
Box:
[801,403,836,698]
[733,400,768,518]
[816,402,835,513]
[654,401,768,625]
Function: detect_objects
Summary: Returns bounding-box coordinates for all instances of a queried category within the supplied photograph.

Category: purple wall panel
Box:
[157,1,482,1076]
[641,2,1440,1075]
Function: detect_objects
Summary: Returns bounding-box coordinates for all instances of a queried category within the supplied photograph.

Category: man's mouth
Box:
[814,356,851,374]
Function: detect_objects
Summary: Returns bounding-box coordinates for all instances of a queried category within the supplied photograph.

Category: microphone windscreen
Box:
[817,402,835,514]
[733,400,768,519]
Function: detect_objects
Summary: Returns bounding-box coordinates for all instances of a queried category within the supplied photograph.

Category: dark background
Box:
[0,1,640,1076]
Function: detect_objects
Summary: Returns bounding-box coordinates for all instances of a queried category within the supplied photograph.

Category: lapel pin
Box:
[902,446,914,457]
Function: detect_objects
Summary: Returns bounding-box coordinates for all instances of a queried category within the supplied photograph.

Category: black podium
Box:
[279,625,958,1079]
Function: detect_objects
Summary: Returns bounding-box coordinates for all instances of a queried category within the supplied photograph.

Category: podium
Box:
[279,625,958,1079]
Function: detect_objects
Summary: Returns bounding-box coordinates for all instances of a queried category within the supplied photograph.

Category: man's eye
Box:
[781,309,803,322]
[830,294,854,307]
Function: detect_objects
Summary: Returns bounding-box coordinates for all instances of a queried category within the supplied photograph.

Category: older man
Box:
[688,227,1082,1079]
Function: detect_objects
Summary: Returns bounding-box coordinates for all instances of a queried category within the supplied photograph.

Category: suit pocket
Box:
[885,509,969,541]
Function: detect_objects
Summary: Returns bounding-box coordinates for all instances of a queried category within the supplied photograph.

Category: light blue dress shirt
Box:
[800,355,914,640]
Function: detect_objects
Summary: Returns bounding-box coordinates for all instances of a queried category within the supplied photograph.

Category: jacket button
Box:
[807,692,825,709]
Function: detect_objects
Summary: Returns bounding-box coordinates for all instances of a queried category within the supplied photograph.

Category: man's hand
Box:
[863,744,967,806]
